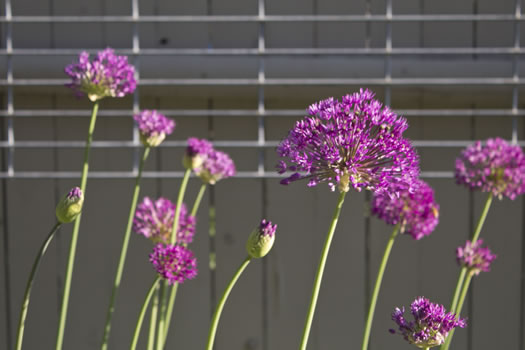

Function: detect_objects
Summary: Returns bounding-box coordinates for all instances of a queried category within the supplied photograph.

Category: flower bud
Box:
[55,187,84,223]
[246,219,276,259]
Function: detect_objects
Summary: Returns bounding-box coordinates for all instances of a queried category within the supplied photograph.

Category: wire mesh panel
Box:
[0,0,524,349]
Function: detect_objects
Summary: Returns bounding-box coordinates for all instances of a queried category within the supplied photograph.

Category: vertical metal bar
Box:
[258,1,269,349]
[467,106,476,350]
[131,0,140,174]
[512,0,521,144]
[385,0,392,106]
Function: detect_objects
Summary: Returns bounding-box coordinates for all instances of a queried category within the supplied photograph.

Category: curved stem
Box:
[170,168,191,245]
[361,224,400,350]
[299,191,347,350]
[191,183,207,217]
[15,222,62,350]
[441,273,473,350]
[147,285,159,350]
[130,276,162,350]
[56,100,99,350]
[101,146,150,350]
[206,256,252,350]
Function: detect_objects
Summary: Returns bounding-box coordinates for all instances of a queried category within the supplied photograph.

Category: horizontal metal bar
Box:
[1,140,523,148]
[1,109,525,118]
[0,170,453,179]
[0,14,522,23]
[0,78,522,86]
[2,47,525,56]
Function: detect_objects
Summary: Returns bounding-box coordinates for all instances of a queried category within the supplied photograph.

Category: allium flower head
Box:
[55,187,84,223]
[183,137,214,172]
[65,48,136,101]
[149,243,197,285]
[276,89,419,193]
[246,219,277,258]
[197,149,236,185]
[134,110,175,147]
[133,197,196,244]
[371,179,439,240]
[390,297,466,348]
[455,137,525,200]
[456,239,496,276]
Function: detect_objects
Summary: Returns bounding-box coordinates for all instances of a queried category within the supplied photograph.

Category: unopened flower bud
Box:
[246,219,276,259]
[55,187,84,223]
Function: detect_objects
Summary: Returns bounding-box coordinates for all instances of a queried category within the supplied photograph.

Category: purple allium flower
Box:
[390,297,466,348]
[133,197,196,245]
[246,219,277,258]
[55,186,84,223]
[183,137,214,172]
[133,110,175,147]
[455,137,525,200]
[371,179,439,240]
[198,149,236,185]
[65,48,136,101]
[456,239,496,276]
[276,89,419,193]
[149,243,197,285]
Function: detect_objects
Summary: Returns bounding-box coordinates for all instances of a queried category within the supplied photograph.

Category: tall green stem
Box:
[299,191,347,350]
[206,256,252,350]
[161,181,206,347]
[170,168,191,245]
[361,224,400,350]
[101,146,151,350]
[56,101,99,350]
[130,277,161,350]
[156,281,167,350]
[441,273,473,350]
[15,222,62,350]
[147,285,159,350]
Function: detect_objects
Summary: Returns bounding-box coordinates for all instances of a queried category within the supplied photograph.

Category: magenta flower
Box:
[455,137,525,200]
[149,243,197,285]
[133,197,196,245]
[65,48,136,101]
[371,180,439,240]
[134,110,175,147]
[276,89,419,193]
[456,239,496,276]
[183,138,236,184]
[390,297,466,348]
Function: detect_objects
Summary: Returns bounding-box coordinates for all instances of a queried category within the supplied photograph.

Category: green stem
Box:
[299,191,347,350]
[361,224,400,350]
[101,146,151,350]
[162,182,206,347]
[170,168,191,245]
[448,268,467,314]
[441,273,473,350]
[206,256,252,350]
[130,277,161,350]
[156,281,167,350]
[147,285,159,350]
[56,100,99,350]
[191,183,207,217]
[15,222,62,350]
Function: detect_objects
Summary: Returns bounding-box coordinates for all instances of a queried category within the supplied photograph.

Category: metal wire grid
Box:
[0,0,523,180]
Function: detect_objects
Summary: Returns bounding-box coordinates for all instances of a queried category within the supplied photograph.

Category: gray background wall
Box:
[1,0,525,349]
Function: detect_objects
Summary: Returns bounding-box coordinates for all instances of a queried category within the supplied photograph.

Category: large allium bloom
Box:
[456,239,496,276]
[276,89,419,193]
[65,48,136,101]
[455,137,525,200]
[149,243,197,285]
[371,179,439,240]
[134,110,175,147]
[133,197,196,244]
[246,219,277,259]
[390,297,466,348]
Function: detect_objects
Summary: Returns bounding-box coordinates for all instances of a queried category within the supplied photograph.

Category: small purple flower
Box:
[149,243,197,285]
[134,110,175,147]
[133,197,196,245]
[65,48,136,101]
[198,149,236,185]
[456,239,496,276]
[183,138,214,172]
[455,137,525,200]
[246,219,277,258]
[276,89,419,193]
[371,179,439,240]
[391,297,466,348]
